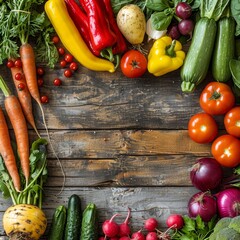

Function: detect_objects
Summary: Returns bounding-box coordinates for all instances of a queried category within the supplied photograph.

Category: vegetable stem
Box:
[0,75,12,97]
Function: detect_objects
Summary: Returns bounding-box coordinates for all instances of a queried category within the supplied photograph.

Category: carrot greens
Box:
[0,138,48,208]
[0,0,58,67]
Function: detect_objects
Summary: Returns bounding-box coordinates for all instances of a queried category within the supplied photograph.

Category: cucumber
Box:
[48,205,67,240]
[181,17,217,93]
[212,16,236,82]
[64,194,82,240]
[80,203,98,240]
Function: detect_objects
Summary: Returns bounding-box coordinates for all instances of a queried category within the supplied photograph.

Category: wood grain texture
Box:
[0,51,225,237]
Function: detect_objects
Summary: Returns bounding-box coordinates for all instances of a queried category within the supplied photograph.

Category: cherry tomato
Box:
[37,67,45,76]
[224,106,240,138]
[64,69,72,78]
[64,53,74,63]
[211,134,240,168]
[58,47,65,55]
[120,50,147,78]
[69,62,78,71]
[6,60,14,68]
[37,78,44,87]
[52,35,60,44]
[17,83,25,91]
[15,73,22,81]
[14,59,22,68]
[188,112,218,144]
[60,60,67,68]
[53,78,62,86]
[40,95,49,104]
[199,82,235,115]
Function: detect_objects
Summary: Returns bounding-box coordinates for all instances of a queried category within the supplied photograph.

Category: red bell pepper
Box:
[102,0,127,55]
[79,0,117,61]
[64,0,100,56]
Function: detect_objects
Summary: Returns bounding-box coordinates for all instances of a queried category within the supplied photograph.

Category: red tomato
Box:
[224,106,240,138]
[15,73,22,81]
[40,95,49,104]
[188,112,218,144]
[60,60,67,68]
[199,82,235,115]
[52,35,60,44]
[120,50,147,78]
[14,59,22,68]
[53,78,62,86]
[37,67,45,76]
[6,60,14,68]
[211,134,240,168]
[17,83,25,91]
[70,62,78,71]
[64,69,72,78]
[64,53,74,63]
[58,47,65,55]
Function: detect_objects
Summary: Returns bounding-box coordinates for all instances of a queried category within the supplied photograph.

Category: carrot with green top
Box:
[0,75,30,184]
[0,106,21,192]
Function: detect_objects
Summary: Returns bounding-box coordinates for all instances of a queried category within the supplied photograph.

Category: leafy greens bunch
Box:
[0,0,58,68]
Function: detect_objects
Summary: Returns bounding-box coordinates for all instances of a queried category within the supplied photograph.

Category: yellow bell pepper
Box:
[44,0,115,73]
[147,36,185,77]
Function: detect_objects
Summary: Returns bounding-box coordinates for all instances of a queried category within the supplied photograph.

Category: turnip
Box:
[117,4,146,45]
[144,218,158,232]
[119,207,131,237]
[102,213,120,238]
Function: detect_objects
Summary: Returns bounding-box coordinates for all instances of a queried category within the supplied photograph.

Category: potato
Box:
[117,4,146,45]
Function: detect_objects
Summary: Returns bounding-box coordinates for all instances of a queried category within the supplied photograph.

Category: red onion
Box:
[216,187,240,218]
[190,158,223,192]
[188,191,217,222]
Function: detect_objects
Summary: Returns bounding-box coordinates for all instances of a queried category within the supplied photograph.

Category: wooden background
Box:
[0,48,223,237]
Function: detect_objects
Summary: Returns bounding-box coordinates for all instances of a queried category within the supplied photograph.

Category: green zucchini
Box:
[48,205,67,240]
[212,16,236,82]
[64,194,82,240]
[80,203,98,240]
[181,17,217,93]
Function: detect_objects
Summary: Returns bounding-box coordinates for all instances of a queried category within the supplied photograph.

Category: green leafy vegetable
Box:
[0,0,58,67]
[200,0,230,21]
[170,215,217,240]
[231,0,240,36]
[0,138,48,208]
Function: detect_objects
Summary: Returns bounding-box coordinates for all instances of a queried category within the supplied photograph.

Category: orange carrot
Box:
[20,43,66,193]
[19,43,41,105]
[0,107,21,192]
[10,61,40,138]
[0,76,30,184]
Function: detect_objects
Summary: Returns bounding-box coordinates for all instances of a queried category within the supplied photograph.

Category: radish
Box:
[102,213,121,238]
[119,237,131,240]
[166,214,184,230]
[144,218,158,232]
[131,230,145,240]
[146,232,158,240]
[119,208,131,237]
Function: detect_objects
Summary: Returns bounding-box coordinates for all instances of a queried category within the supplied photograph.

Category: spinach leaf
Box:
[151,10,174,30]
[146,0,171,11]
[200,0,230,21]
[231,0,240,36]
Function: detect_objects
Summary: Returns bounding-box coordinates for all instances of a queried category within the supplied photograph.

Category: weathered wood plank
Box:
[0,66,224,130]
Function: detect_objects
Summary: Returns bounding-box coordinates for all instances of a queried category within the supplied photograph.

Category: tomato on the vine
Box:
[199,82,235,115]
[14,59,22,68]
[224,106,240,138]
[211,134,240,168]
[188,112,218,144]
[120,50,147,78]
